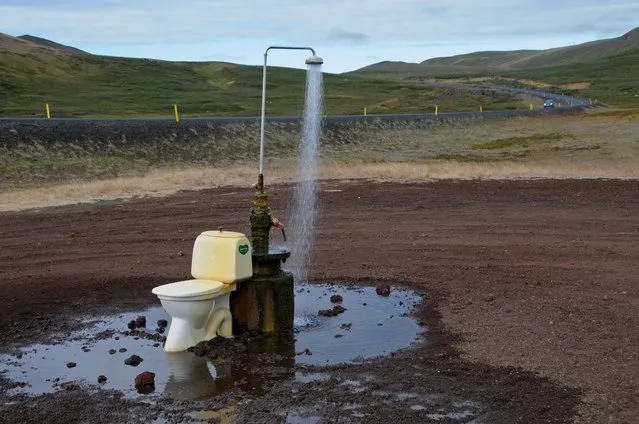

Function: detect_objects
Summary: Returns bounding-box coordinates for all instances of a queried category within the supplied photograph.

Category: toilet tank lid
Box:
[200,230,247,239]
[152,279,225,298]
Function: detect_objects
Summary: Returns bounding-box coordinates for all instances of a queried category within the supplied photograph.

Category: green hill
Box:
[360,27,639,75]
[357,27,639,108]
[0,33,530,118]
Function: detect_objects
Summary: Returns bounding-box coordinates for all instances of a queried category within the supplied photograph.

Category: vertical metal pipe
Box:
[259,52,268,175]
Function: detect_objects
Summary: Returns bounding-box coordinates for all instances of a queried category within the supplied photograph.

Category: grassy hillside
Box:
[0,34,530,118]
[360,27,639,75]
[357,28,639,108]
[505,47,639,107]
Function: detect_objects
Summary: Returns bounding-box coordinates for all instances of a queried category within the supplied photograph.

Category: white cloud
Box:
[0,0,636,72]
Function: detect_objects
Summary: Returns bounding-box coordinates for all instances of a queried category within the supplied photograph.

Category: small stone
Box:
[108,349,116,355]
[332,305,347,314]
[153,343,160,348]
[119,348,127,353]
[330,295,343,303]
[376,283,391,296]
[134,371,155,386]
[362,303,367,306]
[484,293,495,302]
[135,371,156,394]
[114,337,120,340]
[127,320,137,330]
[66,362,76,368]
[15,353,22,359]
[335,334,344,338]
[157,320,168,328]
[304,348,312,355]
[135,316,146,328]
[124,355,144,366]
[155,327,165,334]
[177,251,184,257]
[97,375,107,384]
[318,309,337,317]
[340,323,352,331]
[377,322,383,326]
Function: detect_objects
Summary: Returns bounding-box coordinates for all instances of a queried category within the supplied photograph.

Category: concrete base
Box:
[230,271,294,337]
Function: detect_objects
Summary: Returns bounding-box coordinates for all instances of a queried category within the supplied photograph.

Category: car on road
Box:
[543,99,555,108]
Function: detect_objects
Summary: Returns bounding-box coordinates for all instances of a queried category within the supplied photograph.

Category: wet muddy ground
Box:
[0,179,637,423]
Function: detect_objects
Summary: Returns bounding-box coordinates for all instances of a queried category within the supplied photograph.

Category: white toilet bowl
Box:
[152,279,237,352]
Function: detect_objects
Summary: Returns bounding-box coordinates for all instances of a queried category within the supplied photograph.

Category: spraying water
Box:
[286,63,324,283]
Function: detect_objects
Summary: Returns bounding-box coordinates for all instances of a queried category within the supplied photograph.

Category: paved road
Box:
[0,83,587,125]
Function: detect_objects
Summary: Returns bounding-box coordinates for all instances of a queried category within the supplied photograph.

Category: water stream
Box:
[285,63,324,283]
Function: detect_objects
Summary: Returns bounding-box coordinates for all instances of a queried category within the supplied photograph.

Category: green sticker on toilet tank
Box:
[238,244,249,255]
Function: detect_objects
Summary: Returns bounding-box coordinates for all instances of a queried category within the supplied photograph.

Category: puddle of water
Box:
[0,283,422,401]
[293,283,422,365]
[294,372,330,384]
[397,392,419,401]
[188,406,237,424]
[426,411,476,421]
[284,408,321,424]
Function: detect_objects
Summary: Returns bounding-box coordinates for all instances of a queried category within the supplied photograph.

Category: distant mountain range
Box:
[0,33,87,55]
[1,27,637,114]
[357,27,639,76]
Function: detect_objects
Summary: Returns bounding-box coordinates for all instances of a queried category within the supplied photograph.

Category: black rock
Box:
[153,343,160,347]
[127,320,137,330]
[333,305,347,314]
[119,348,127,353]
[155,327,165,334]
[66,362,76,368]
[157,320,168,328]
[376,283,391,297]
[108,349,116,355]
[124,355,143,366]
[135,316,146,328]
[97,375,107,383]
[330,295,343,303]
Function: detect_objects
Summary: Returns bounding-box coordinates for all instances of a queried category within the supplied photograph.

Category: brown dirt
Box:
[0,179,637,423]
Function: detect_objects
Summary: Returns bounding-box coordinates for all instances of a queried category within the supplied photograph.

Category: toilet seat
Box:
[152,279,225,301]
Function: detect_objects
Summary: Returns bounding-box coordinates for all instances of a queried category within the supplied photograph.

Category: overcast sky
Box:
[1,0,637,73]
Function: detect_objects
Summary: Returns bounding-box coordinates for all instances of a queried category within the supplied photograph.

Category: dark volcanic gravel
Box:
[0,180,637,423]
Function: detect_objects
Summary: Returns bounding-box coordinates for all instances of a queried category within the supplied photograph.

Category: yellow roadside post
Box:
[45,104,51,119]
[529,104,533,110]
[435,105,438,116]
[364,106,367,116]
[480,105,483,113]
[174,104,180,122]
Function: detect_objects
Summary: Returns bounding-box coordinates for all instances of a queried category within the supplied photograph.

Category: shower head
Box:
[305,55,324,65]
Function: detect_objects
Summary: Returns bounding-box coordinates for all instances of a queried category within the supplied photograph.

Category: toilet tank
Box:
[191,230,252,283]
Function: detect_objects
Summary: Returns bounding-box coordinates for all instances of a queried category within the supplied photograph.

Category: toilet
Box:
[152,230,252,352]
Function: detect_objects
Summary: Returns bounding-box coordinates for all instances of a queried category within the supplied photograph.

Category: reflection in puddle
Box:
[0,283,423,401]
